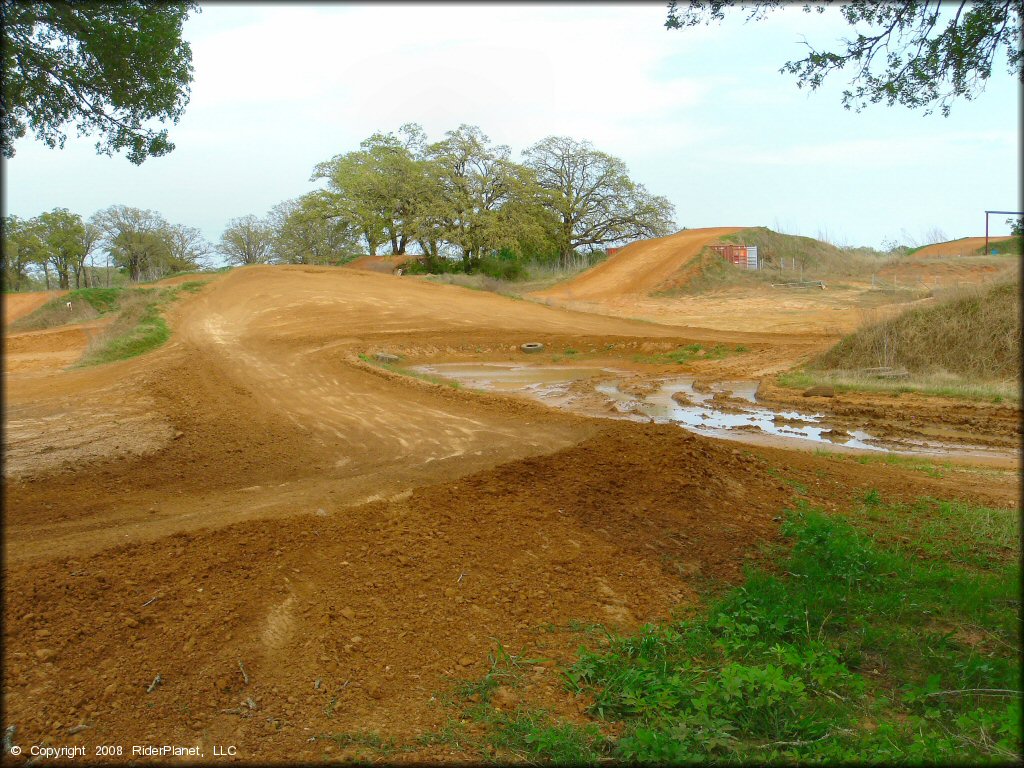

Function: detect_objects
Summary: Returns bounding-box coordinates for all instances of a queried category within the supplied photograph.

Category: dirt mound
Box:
[344,254,420,274]
[913,236,1014,257]
[3,290,67,326]
[534,227,743,301]
[2,421,791,760]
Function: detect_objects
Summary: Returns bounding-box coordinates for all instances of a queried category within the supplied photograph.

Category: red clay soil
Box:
[534,227,743,301]
[913,236,1014,257]
[3,264,1019,763]
[3,290,67,326]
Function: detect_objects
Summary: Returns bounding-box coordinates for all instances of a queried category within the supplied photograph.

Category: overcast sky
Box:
[3,2,1021,256]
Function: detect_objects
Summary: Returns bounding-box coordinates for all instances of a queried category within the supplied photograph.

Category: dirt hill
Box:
[913,236,1015,257]
[534,227,744,301]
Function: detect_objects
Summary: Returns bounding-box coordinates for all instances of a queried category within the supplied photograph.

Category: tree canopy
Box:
[523,136,676,263]
[665,0,1023,116]
[1,1,198,163]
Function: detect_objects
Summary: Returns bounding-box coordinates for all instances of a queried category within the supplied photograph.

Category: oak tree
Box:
[523,136,676,265]
[665,0,1023,116]
[2,1,198,163]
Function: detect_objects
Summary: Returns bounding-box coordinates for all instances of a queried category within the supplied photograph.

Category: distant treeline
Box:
[3,124,676,291]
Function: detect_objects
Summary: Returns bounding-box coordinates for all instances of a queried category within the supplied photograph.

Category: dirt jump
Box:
[535,227,743,301]
[912,235,1015,257]
[3,263,1019,762]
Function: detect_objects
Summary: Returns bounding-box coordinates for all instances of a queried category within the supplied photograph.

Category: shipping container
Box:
[710,244,759,270]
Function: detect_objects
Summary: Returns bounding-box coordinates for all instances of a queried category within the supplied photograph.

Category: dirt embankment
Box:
[913,236,1015,257]
[4,290,68,326]
[534,227,744,301]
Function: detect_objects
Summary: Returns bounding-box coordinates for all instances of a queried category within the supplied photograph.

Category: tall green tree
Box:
[37,207,87,289]
[523,136,676,265]
[665,1,1023,116]
[91,205,171,281]
[1,1,198,163]
[2,214,46,291]
[269,194,361,265]
[312,124,440,257]
[219,214,274,266]
[428,124,536,270]
[162,223,210,274]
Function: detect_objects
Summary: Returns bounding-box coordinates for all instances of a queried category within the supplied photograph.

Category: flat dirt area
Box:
[3,252,1019,762]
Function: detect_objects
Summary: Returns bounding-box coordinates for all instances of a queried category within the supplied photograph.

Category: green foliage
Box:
[556,499,1020,763]
[2,2,199,163]
[636,342,746,365]
[9,286,123,331]
[75,283,198,366]
[524,135,676,264]
[778,368,1019,402]
[79,292,169,366]
[666,1,1023,117]
[485,710,607,763]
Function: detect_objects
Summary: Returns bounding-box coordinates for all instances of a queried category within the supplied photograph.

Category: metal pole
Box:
[985,211,989,255]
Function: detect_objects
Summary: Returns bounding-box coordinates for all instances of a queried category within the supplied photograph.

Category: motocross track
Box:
[3,264,1019,763]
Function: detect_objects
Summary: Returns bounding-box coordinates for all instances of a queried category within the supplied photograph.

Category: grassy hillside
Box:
[811,279,1020,381]
[9,282,208,366]
[973,236,1022,256]
[661,227,896,295]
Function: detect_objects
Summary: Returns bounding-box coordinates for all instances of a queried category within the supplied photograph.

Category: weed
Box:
[485,709,607,763]
[778,368,1019,402]
[811,279,1020,381]
[862,488,882,506]
[552,499,1021,763]
[635,343,744,366]
[316,730,395,756]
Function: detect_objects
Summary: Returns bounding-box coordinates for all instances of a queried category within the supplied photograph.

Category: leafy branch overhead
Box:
[1,1,198,163]
[665,0,1023,116]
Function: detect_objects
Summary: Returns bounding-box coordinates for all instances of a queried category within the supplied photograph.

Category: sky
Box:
[3,2,1021,259]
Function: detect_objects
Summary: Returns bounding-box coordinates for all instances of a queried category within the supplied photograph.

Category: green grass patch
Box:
[9,286,124,331]
[814,448,951,479]
[778,369,1018,402]
[457,497,1021,764]
[75,283,204,367]
[557,499,1019,765]
[636,343,747,366]
[358,353,460,388]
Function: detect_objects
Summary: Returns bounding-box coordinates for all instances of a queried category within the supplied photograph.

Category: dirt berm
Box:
[5,421,790,760]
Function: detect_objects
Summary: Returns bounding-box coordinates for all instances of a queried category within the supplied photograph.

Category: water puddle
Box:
[412,362,1010,459]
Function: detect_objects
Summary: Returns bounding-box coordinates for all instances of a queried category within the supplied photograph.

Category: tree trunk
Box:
[43,263,51,290]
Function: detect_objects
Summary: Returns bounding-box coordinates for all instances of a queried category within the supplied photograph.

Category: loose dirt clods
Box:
[3,256,1019,762]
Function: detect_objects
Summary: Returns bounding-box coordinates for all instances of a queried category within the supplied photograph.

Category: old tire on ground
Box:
[520,342,544,354]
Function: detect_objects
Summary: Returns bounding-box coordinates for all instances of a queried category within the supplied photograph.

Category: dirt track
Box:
[3,264,1019,762]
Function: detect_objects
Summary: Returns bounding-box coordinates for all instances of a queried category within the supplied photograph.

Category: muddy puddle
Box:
[413,362,1012,460]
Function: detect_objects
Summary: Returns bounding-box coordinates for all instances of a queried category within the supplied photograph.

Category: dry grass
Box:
[811,278,1021,380]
